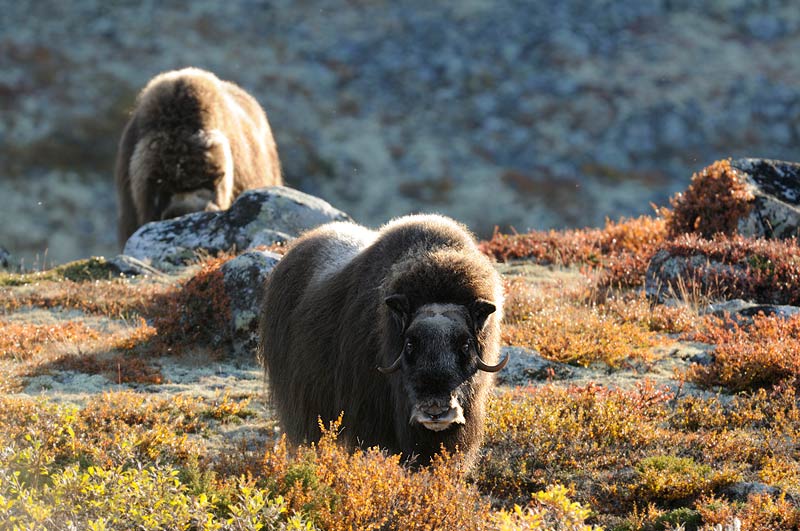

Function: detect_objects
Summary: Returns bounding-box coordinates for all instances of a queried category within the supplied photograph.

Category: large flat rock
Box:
[123,186,350,269]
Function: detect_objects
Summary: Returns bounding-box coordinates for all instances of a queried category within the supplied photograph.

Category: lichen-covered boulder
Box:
[496,346,587,386]
[645,236,800,306]
[732,158,800,239]
[644,248,737,302]
[705,298,800,325]
[220,250,281,357]
[123,186,350,269]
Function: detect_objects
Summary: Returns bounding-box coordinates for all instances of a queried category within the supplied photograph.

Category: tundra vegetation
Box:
[1,160,799,530]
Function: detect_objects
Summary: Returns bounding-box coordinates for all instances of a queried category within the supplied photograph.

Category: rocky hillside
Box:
[3,1,800,264]
[1,160,799,529]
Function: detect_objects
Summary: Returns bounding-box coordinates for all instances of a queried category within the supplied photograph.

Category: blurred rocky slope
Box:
[2,0,800,265]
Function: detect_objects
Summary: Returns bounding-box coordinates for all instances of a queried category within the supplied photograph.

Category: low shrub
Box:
[633,455,738,505]
[480,215,666,268]
[502,278,664,367]
[481,383,799,526]
[665,160,754,239]
[0,320,99,361]
[683,313,800,392]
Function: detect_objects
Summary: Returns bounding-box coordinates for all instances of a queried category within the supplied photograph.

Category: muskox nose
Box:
[410,396,466,432]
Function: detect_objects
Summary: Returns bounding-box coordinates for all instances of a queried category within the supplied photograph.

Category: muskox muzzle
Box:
[410,395,466,432]
[161,189,220,220]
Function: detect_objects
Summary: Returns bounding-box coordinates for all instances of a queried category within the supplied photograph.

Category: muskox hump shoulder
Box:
[114,67,283,247]
[259,214,504,469]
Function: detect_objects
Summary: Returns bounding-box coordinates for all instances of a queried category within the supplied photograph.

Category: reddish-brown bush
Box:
[666,159,755,238]
[0,321,99,361]
[683,313,800,392]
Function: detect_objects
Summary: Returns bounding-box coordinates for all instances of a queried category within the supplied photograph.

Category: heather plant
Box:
[480,383,799,527]
[665,160,754,239]
[696,493,800,530]
[480,215,666,268]
[489,485,602,531]
[502,277,666,367]
[0,254,236,366]
[633,456,737,505]
[683,313,800,392]
[0,320,99,361]
[148,255,233,355]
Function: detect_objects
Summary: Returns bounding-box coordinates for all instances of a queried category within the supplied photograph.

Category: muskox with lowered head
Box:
[259,214,507,467]
[115,67,282,247]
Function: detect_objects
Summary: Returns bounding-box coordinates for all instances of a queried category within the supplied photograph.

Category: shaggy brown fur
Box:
[115,67,282,246]
[259,214,504,468]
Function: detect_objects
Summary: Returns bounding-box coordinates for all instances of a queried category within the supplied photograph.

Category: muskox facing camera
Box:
[115,67,282,247]
[259,214,506,467]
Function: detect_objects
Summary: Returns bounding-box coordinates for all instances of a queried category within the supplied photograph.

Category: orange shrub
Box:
[502,278,662,367]
[481,215,667,291]
[259,418,489,531]
[666,159,755,238]
[481,215,666,266]
[0,320,99,361]
[50,352,163,384]
[0,278,176,317]
[697,492,800,530]
[149,256,233,355]
[683,313,800,392]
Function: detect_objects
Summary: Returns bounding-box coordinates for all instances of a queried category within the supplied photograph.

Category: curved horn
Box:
[377,353,403,374]
[475,352,510,373]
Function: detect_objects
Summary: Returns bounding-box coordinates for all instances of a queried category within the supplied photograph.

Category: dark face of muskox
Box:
[154,130,234,221]
[379,295,508,432]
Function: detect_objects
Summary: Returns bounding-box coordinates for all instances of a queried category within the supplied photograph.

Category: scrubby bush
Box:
[481,215,666,267]
[683,313,800,392]
[502,277,666,367]
[633,456,738,505]
[481,383,799,527]
[665,160,754,239]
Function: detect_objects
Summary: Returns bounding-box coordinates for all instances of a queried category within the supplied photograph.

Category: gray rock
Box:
[703,299,760,317]
[720,481,783,503]
[732,158,800,239]
[646,245,800,309]
[704,298,800,327]
[0,246,10,269]
[106,254,164,277]
[248,229,293,249]
[220,250,281,357]
[644,249,746,303]
[123,187,349,270]
[496,346,588,386]
[736,304,800,320]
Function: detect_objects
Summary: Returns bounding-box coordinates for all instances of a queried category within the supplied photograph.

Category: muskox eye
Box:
[404,339,414,354]
[461,338,472,355]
